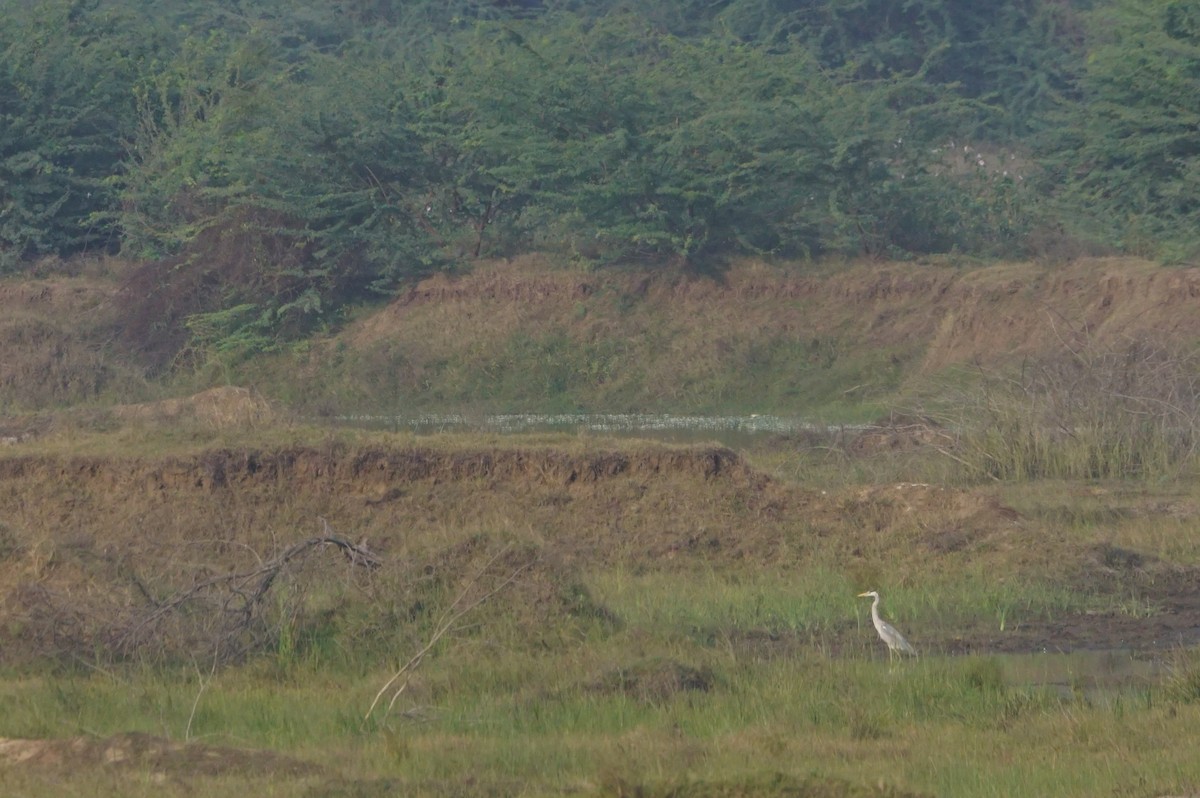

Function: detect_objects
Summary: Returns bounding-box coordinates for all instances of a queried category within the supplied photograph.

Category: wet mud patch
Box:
[942,567,1200,656]
[303,775,533,798]
[942,613,1200,657]
[603,772,929,797]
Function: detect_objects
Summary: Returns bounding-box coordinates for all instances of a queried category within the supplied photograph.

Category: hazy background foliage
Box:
[0,0,1195,356]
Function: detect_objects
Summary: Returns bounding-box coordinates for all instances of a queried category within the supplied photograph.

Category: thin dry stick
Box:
[185,651,219,741]
[364,547,532,725]
[929,442,999,481]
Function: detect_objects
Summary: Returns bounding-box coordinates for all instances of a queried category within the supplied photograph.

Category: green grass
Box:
[3,642,1200,797]
[587,563,1094,655]
[2,553,1198,798]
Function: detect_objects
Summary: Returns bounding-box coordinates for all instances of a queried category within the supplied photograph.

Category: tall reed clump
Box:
[942,339,1200,482]
[1164,647,1200,705]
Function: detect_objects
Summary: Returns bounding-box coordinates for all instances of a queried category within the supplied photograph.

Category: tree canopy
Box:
[0,0,1192,355]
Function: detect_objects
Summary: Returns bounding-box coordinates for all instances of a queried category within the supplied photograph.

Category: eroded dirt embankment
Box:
[2,442,1199,663]
[0,443,774,664]
[0,444,745,494]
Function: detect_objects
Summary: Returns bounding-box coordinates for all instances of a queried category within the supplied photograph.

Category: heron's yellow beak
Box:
[857,591,871,597]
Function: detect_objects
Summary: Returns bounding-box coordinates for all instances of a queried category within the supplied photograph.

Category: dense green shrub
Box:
[1051,0,1200,259]
[0,1,143,268]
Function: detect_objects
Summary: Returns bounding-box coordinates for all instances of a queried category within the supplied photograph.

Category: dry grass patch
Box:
[0,274,147,411]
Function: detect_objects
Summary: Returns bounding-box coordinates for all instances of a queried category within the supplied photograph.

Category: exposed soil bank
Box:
[2,443,1197,662]
[0,444,743,492]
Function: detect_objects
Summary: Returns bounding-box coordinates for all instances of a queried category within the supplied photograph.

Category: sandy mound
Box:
[110,386,276,428]
[0,731,318,778]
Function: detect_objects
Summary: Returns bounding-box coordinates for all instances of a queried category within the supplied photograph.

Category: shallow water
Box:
[988,648,1167,700]
[329,412,860,447]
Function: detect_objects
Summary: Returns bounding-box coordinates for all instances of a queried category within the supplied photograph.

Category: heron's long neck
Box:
[870,596,882,624]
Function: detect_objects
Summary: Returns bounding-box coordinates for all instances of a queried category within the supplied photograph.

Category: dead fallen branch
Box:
[115,519,381,663]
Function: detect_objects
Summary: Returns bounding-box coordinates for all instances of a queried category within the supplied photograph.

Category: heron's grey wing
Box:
[879,620,916,653]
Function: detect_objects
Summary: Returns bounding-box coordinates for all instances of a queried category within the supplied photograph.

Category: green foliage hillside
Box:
[1,0,1197,366]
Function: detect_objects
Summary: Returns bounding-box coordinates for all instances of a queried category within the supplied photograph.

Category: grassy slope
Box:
[220,255,1200,419]
[5,254,1200,420]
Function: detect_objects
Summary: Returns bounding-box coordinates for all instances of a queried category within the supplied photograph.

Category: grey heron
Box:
[857,590,917,660]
